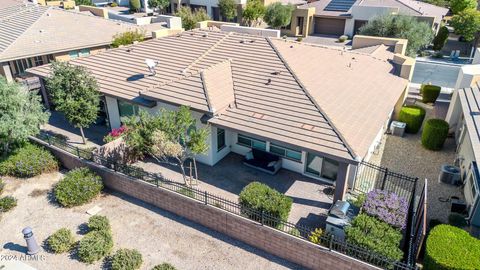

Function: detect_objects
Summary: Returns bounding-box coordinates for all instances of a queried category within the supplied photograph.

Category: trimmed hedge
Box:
[47,228,75,254]
[421,84,441,104]
[111,248,143,270]
[238,182,293,227]
[78,230,113,264]
[0,144,58,178]
[0,196,17,212]
[432,26,449,51]
[424,224,480,270]
[345,214,403,261]
[421,119,449,150]
[152,263,177,270]
[88,215,110,232]
[54,167,103,207]
[398,105,426,134]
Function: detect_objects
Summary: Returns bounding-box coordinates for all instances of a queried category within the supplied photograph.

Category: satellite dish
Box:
[145,59,158,75]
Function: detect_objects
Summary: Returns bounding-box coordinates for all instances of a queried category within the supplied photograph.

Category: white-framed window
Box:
[269,143,302,162]
[118,99,139,123]
[237,134,266,151]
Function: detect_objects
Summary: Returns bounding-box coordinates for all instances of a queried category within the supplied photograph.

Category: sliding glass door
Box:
[305,152,340,181]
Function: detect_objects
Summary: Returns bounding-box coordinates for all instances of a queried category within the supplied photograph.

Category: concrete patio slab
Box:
[135,153,333,229]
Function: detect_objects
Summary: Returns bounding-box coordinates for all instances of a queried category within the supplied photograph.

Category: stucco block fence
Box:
[30,135,410,270]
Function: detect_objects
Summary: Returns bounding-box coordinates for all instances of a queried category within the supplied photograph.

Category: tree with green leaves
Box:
[123,106,209,185]
[0,78,50,156]
[451,9,480,42]
[129,0,141,12]
[112,30,145,48]
[175,6,210,30]
[219,0,237,21]
[263,3,294,29]
[242,0,265,27]
[359,14,434,57]
[423,0,449,7]
[450,0,477,14]
[74,0,93,6]
[46,62,100,145]
[432,26,449,51]
[148,0,170,13]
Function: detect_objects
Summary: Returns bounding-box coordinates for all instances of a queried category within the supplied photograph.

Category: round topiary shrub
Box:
[54,167,103,207]
[78,230,113,264]
[47,228,75,253]
[424,224,480,270]
[421,119,449,150]
[111,248,143,270]
[239,182,293,228]
[0,196,17,212]
[0,144,58,178]
[398,105,426,134]
[421,84,441,104]
[88,215,110,232]
[152,263,177,270]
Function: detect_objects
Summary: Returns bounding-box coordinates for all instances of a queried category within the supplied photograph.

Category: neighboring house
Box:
[0,3,164,90]
[445,60,480,226]
[27,29,412,201]
[283,0,448,37]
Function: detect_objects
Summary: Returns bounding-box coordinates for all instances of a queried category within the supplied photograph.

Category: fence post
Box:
[204,191,207,205]
[329,234,334,250]
[47,135,51,145]
[261,210,264,225]
[155,177,159,187]
[113,161,117,172]
[76,147,81,158]
[381,168,388,190]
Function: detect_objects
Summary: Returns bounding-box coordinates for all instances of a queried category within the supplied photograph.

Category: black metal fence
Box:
[353,161,418,206]
[406,180,427,266]
[34,133,417,270]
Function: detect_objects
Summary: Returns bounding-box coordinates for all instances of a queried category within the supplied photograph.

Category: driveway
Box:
[0,173,303,270]
[412,61,461,88]
[288,35,352,47]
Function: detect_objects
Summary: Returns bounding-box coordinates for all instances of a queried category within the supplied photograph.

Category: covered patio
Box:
[135,153,334,229]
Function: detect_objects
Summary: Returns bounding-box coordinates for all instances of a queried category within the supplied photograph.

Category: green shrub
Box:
[47,228,75,253]
[345,214,403,261]
[308,228,323,244]
[88,215,110,232]
[432,26,449,51]
[424,224,480,270]
[421,119,449,150]
[0,196,17,212]
[448,213,467,228]
[54,167,103,207]
[111,248,143,270]
[178,187,194,198]
[349,193,366,208]
[239,182,293,227]
[398,105,426,134]
[288,228,301,237]
[0,144,58,178]
[338,35,348,42]
[129,0,141,12]
[152,263,177,270]
[112,30,145,48]
[421,84,441,103]
[78,230,113,264]
[0,179,5,194]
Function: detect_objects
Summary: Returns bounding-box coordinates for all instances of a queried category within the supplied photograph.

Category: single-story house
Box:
[282,0,448,37]
[0,3,166,89]
[27,29,411,201]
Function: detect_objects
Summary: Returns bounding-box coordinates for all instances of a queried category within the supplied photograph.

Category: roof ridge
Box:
[392,0,423,14]
[266,37,358,160]
[200,59,233,113]
[182,31,232,75]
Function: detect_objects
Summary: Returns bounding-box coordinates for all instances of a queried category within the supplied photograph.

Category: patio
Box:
[40,111,109,148]
[135,153,333,229]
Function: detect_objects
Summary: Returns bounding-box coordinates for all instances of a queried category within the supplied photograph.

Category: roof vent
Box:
[265,78,272,85]
[181,68,188,76]
[252,113,265,119]
[145,59,158,76]
[240,39,247,43]
[301,123,314,131]
[203,32,208,38]
[271,71,282,75]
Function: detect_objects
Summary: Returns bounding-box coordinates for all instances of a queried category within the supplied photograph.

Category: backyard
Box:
[0,172,302,270]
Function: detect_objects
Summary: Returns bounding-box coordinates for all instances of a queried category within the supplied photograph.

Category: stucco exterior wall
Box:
[281,7,315,37]
[344,6,398,36]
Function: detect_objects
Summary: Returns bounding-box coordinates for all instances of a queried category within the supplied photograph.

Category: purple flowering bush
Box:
[362,189,408,229]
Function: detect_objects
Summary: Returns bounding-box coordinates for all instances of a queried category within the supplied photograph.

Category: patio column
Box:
[333,162,350,202]
[39,78,50,110]
[1,61,13,82]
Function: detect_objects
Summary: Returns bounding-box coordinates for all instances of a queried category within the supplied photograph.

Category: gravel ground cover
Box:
[0,172,302,270]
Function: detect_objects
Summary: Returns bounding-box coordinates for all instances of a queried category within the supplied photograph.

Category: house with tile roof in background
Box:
[0,2,179,94]
[283,0,448,38]
[27,26,414,201]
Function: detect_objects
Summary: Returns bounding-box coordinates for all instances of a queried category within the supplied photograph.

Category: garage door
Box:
[314,17,346,36]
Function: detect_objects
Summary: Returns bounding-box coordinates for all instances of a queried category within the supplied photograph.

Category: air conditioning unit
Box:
[390,121,406,137]
[438,164,461,185]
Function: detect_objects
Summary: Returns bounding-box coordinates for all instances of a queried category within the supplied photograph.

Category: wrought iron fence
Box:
[406,180,427,266]
[33,132,417,270]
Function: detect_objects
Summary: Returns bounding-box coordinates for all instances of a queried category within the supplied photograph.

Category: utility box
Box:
[390,121,406,137]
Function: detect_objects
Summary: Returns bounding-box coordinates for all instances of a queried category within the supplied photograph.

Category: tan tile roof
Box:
[28,29,409,163]
[0,4,164,62]
[359,0,448,19]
